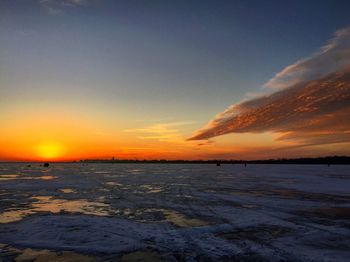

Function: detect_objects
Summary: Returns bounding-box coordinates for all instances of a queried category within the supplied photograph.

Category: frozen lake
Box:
[0,163,349,261]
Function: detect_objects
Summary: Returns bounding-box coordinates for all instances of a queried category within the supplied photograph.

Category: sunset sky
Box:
[1,0,350,161]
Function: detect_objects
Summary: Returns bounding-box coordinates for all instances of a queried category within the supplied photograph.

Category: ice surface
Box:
[0,163,349,261]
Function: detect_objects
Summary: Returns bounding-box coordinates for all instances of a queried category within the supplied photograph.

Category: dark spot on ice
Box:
[121,249,163,262]
[292,207,350,226]
[221,253,271,262]
[306,207,350,219]
[218,224,292,244]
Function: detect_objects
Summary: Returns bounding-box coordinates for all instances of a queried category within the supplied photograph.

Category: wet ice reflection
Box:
[0,196,111,223]
[128,208,210,227]
[140,185,164,193]
[16,248,96,262]
[0,174,56,181]
[60,188,76,194]
[0,174,19,181]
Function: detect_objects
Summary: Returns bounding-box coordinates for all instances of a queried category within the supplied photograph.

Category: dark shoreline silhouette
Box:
[78,156,350,165]
[1,156,350,165]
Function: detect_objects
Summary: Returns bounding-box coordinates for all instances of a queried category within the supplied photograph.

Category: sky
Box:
[0,0,350,161]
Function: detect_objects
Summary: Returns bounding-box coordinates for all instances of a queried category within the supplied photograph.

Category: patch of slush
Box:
[0,174,56,181]
[0,174,19,181]
[105,182,123,186]
[60,189,76,194]
[0,244,98,262]
[36,175,56,180]
[127,208,210,227]
[148,208,209,227]
[16,248,97,262]
[0,196,111,223]
[140,185,164,193]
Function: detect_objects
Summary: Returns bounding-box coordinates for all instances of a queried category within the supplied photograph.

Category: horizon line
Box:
[1,155,350,164]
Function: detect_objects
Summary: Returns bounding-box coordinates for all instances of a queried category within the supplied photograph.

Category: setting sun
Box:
[36,142,65,160]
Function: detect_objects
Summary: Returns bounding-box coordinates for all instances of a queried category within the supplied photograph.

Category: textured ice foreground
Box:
[0,163,349,261]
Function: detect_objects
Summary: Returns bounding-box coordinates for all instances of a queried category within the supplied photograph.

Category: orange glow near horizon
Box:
[36,141,66,160]
[1,107,348,162]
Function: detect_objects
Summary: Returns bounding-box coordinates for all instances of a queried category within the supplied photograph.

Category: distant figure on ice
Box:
[216,161,221,166]
[43,163,49,167]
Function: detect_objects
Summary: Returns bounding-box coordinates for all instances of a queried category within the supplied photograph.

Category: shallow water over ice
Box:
[0,195,110,223]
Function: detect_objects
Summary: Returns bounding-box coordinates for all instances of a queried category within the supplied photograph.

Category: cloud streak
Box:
[189,27,350,147]
[126,121,194,143]
[39,0,87,14]
[265,27,350,90]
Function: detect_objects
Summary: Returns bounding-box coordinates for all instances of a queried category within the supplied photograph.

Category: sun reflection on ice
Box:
[0,196,111,223]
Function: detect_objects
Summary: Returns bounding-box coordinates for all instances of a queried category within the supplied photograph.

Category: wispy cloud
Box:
[39,0,87,14]
[126,121,194,143]
[189,27,350,148]
[265,27,350,90]
[197,140,214,146]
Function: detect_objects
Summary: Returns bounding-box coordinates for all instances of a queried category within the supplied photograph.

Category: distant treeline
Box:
[78,156,350,165]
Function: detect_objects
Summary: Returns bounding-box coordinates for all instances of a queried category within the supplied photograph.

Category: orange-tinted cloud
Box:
[189,27,350,147]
